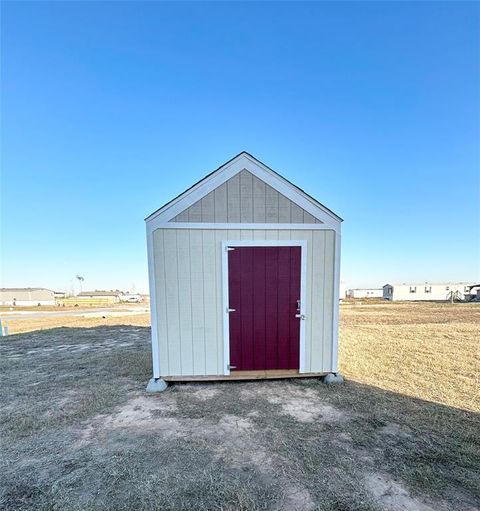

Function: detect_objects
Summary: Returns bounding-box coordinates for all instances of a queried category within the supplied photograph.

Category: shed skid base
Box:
[146,378,168,392]
[163,370,328,382]
[323,372,344,384]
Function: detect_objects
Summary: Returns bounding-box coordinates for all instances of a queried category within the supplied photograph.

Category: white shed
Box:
[145,152,343,390]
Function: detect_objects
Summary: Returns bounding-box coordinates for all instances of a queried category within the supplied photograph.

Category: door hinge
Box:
[226,307,236,313]
[226,246,235,252]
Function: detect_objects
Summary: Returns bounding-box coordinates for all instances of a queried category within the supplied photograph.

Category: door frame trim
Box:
[221,240,308,375]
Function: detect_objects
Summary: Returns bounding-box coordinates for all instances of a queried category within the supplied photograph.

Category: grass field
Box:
[1,302,479,510]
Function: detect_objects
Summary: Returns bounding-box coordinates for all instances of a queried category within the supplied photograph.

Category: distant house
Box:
[347,288,383,299]
[76,291,121,304]
[383,283,472,301]
[0,288,55,306]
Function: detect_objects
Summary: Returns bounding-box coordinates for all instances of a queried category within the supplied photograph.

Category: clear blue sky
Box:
[1,1,479,293]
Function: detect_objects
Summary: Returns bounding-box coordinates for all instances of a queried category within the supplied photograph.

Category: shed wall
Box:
[152,228,336,377]
[171,170,323,224]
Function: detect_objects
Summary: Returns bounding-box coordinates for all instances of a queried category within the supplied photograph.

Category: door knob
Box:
[295,314,305,320]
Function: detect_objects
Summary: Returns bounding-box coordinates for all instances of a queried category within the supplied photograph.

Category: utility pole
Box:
[76,275,85,294]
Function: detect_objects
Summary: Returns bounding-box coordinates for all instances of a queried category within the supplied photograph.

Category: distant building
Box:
[347,288,383,299]
[383,283,472,301]
[76,291,121,304]
[0,288,55,306]
[119,293,143,303]
[466,284,480,301]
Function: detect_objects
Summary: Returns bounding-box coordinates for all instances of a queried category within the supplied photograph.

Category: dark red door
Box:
[228,246,301,371]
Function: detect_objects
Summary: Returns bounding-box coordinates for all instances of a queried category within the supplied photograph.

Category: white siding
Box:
[152,228,336,376]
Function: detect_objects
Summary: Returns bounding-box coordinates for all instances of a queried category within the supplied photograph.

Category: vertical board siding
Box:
[188,200,202,222]
[227,173,241,222]
[290,203,304,223]
[214,183,227,222]
[265,187,279,222]
[214,230,228,371]
[310,231,326,373]
[176,230,193,375]
[189,230,205,375]
[153,228,336,376]
[322,230,335,372]
[202,230,218,374]
[171,170,322,223]
[240,170,253,223]
[162,230,182,375]
[253,176,266,222]
[201,191,215,223]
[302,230,313,373]
[153,230,169,374]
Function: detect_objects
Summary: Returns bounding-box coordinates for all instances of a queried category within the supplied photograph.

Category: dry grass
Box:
[1,312,150,334]
[339,302,480,413]
[1,302,479,510]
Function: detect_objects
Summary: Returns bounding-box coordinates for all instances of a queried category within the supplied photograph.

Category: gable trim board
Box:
[145,153,342,382]
[146,152,342,231]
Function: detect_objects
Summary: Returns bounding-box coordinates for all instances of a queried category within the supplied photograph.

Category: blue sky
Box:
[1,1,479,293]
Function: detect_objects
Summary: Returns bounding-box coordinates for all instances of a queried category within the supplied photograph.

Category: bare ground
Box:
[1,303,479,510]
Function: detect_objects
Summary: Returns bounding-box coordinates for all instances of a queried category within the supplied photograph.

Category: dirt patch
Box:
[263,386,345,423]
[190,386,221,401]
[380,422,412,439]
[76,391,316,510]
[365,473,443,511]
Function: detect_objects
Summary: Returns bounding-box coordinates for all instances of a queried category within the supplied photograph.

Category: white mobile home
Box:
[347,288,383,299]
[145,152,343,390]
[383,283,472,301]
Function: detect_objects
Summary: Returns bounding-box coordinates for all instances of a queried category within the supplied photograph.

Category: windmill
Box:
[76,275,85,294]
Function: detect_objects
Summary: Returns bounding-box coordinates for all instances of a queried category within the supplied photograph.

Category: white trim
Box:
[150,222,335,231]
[221,240,308,375]
[145,153,342,229]
[299,241,307,373]
[331,229,341,372]
[146,226,160,378]
[221,242,230,376]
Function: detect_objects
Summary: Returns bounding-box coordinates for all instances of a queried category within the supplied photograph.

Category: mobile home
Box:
[383,283,472,301]
[347,288,383,299]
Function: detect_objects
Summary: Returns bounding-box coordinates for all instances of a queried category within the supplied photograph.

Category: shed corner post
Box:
[331,227,341,373]
[146,222,161,379]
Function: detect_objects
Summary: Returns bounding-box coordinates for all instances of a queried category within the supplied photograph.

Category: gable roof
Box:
[145,151,342,227]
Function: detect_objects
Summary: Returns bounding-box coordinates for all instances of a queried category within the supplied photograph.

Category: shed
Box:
[145,152,342,390]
